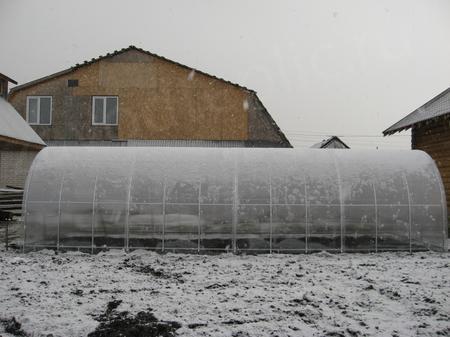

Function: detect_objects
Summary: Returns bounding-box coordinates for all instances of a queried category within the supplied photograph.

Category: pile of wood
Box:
[0,187,23,249]
[0,186,23,221]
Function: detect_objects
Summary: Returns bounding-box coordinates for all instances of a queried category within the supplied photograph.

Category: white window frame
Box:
[92,96,119,126]
[26,96,52,125]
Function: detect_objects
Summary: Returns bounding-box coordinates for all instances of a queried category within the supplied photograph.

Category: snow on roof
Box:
[383,87,450,135]
[0,97,45,146]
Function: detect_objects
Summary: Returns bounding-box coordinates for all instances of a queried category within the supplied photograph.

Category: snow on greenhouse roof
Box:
[383,87,450,135]
[0,97,45,147]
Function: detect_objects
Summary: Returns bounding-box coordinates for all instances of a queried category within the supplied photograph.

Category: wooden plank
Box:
[415,130,450,138]
[0,210,22,215]
[0,197,23,203]
[0,194,23,197]
[0,204,22,210]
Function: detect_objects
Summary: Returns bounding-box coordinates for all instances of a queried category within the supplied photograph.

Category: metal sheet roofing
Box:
[383,87,450,135]
[0,97,45,146]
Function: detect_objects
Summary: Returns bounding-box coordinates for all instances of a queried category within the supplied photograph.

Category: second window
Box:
[92,96,118,125]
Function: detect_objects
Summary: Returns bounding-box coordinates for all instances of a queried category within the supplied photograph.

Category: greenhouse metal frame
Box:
[23,147,448,253]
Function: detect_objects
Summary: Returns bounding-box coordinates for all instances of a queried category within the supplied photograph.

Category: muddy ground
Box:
[0,249,448,337]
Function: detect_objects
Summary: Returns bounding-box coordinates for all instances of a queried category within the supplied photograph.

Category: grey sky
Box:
[1,0,449,149]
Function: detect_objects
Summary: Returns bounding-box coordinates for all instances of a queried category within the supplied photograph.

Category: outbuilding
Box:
[383,87,450,213]
[311,136,349,149]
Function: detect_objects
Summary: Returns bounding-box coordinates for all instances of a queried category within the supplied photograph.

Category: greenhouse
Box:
[23,147,448,253]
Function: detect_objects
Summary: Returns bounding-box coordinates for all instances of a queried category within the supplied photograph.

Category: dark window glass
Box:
[105,97,117,124]
[39,97,51,124]
[28,97,38,124]
[67,79,79,87]
[94,98,104,123]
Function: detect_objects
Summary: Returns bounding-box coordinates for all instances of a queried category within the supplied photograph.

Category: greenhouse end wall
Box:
[23,147,448,253]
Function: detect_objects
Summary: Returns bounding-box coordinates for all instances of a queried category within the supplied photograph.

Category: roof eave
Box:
[9,68,74,94]
[383,87,450,136]
[0,134,46,150]
[383,126,410,136]
[383,112,450,136]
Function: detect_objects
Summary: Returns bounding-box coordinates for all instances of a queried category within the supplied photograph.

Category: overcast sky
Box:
[1,0,450,149]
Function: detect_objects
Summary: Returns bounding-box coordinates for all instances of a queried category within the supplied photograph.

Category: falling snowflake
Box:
[243,98,249,111]
[187,70,195,81]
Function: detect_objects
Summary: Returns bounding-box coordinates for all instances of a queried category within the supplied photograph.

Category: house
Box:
[311,136,349,149]
[383,87,450,211]
[0,75,46,187]
[8,46,291,148]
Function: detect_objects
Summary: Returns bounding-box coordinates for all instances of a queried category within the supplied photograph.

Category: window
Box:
[92,96,118,125]
[26,96,52,125]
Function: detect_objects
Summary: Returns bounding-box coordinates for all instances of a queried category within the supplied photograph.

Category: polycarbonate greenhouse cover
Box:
[23,147,448,253]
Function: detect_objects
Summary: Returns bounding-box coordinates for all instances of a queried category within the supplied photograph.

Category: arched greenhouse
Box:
[23,147,448,253]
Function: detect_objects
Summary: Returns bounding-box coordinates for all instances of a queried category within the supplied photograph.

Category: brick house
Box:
[8,46,291,148]
[0,73,45,188]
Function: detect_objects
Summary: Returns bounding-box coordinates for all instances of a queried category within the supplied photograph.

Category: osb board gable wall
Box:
[10,49,251,141]
[99,50,249,140]
[412,118,450,210]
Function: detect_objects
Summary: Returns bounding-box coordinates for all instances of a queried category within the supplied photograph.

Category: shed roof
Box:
[311,136,349,149]
[383,87,450,135]
[0,97,45,147]
[9,45,254,94]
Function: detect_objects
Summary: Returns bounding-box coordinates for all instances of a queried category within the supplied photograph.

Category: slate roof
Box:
[311,136,349,149]
[10,45,254,93]
[0,97,45,147]
[383,87,450,135]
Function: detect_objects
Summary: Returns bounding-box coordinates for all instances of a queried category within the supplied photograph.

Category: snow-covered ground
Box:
[0,249,448,337]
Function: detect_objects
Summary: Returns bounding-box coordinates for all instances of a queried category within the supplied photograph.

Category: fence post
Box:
[5,221,9,250]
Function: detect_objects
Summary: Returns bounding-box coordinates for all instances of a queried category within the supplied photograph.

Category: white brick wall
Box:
[0,150,39,188]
